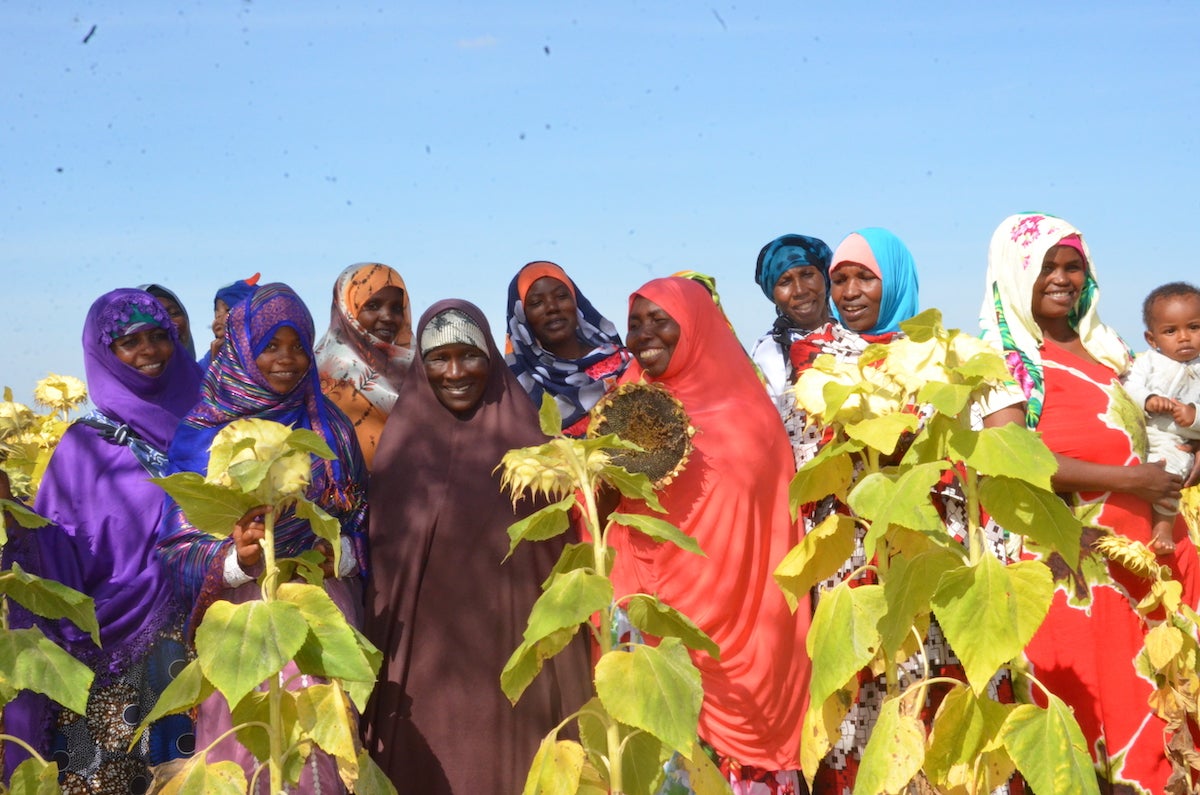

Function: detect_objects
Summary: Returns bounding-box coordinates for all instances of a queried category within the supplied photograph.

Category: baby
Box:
[1123,282,1200,554]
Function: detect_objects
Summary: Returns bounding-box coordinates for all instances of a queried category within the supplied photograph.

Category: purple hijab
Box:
[3,289,200,772]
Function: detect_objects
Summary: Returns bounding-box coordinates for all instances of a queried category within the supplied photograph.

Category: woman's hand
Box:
[233,506,272,570]
[314,539,336,578]
[1123,461,1183,511]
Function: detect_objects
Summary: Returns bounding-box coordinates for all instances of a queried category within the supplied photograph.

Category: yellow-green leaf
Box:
[789,445,855,515]
[0,626,94,715]
[968,425,1056,491]
[899,308,944,341]
[156,755,247,795]
[522,737,585,795]
[879,548,962,660]
[773,513,856,612]
[979,476,1083,569]
[594,639,703,755]
[931,557,1051,694]
[6,754,59,795]
[153,472,256,538]
[808,582,884,706]
[1001,699,1100,795]
[624,594,719,659]
[507,498,574,559]
[195,599,310,708]
[293,499,341,571]
[135,659,213,744]
[1145,623,1186,671]
[924,686,1016,792]
[525,569,612,644]
[502,627,580,704]
[610,512,702,556]
[850,464,946,560]
[295,682,358,788]
[352,748,399,795]
[677,740,734,795]
[845,413,920,456]
[801,685,854,782]
[543,542,600,589]
[916,381,973,418]
[0,563,99,645]
[279,583,378,706]
[854,697,925,794]
[229,688,303,775]
[538,393,564,438]
[600,466,665,513]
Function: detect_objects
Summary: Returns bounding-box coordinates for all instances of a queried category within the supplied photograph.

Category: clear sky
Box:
[3,1,1198,407]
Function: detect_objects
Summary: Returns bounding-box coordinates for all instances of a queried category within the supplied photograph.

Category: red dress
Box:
[1024,341,1200,792]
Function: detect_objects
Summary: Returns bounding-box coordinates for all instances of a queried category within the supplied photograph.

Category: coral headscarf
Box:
[611,277,810,769]
[315,263,415,467]
[979,213,1131,427]
[830,227,920,336]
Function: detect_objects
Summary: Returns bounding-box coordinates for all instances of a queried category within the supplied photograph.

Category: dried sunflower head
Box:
[588,381,694,487]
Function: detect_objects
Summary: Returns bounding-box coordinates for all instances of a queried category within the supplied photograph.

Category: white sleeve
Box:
[1122,352,1158,410]
[750,333,789,402]
[223,546,256,587]
[338,535,358,578]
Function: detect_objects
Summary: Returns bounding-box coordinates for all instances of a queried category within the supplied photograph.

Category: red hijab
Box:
[612,277,810,768]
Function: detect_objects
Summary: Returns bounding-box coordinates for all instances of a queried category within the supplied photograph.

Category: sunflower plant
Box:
[499,391,730,795]
[774,309,1098,794]
[138,418,392,795]
[1,376,88,500]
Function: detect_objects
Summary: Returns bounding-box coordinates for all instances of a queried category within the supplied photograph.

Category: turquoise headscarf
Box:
[830,227,919,336]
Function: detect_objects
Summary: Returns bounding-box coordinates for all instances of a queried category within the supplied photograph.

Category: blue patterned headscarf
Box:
[830,227,920,336]
[754,234,833,299]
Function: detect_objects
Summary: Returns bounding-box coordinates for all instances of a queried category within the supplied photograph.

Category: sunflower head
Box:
[588,382,694,487]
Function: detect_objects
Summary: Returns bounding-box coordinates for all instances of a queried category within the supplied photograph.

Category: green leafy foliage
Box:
[5,756,60,795]
[609,512,703,556]
[1001,697,1100,795]
[0,562,99,646]
[196,598,310,708]
[0,626,94,715]
[595,639,703,756]
[785,313,1097,792]
[624,594,719,659]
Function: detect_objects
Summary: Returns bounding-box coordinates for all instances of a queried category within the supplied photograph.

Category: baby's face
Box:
[1146,293,1200,363]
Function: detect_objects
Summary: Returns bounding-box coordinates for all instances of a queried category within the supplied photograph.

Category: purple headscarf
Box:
[85,288,203,450]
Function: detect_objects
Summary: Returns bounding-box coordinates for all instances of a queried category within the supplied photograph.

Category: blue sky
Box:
[3,1,1198,406]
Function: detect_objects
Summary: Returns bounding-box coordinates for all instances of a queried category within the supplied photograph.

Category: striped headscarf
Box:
[161,283,367,611]
[979,213,1132,428]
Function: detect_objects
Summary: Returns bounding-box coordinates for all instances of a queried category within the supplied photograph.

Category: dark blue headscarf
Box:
[754,234,833,299]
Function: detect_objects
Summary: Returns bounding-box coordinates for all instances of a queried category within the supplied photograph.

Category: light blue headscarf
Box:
[830,227,919,336]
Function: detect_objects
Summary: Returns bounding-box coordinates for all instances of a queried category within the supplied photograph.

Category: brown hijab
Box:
[362,299,589,794]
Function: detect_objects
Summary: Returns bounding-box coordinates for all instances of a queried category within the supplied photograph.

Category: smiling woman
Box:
[316,263,415,469]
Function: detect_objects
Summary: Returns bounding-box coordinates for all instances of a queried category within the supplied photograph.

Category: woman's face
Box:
[110,327,174,376]
[212,298,232,343]
[156,295,190,345]
[423,343,490,414]
[773,265,829,330]
[627,296,681,378]
[830,263,883,332]
[1030,245,1087,326]
[255,326,310,395]
[356,285,406,343]
[524,276,581,356]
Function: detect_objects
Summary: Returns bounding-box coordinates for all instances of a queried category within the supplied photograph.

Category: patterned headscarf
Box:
[755,233,834,299]
[830,227,920,335]
[84,288,202,451]
[213,272,261,310]
[979,213,1132,428]
[504,261,631,433]
[171,283,340,480]
[138,283,197,360]
[315,262,414,417]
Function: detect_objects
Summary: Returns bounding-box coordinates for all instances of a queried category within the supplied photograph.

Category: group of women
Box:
[1,212,1195,795]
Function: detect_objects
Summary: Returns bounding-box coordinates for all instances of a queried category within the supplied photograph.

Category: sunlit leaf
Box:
[0,563,99,644]
[196,598,310,708]
[538,393,564,438]
[502,627,580,704]
[968,425,1056,491]
[932,557,1051,694]
[522,737,585,795]
[624,594,719,658]
[916,381,973,418]
[849,464,946,560]
[353,748,400,795]
[595,639,703,755]
[979,476,1082,569]
[543,542,600,589]
[845,413,919,457]
[1001,699,1100,795]
[801,682,855,781]
[600,466,665,514]
[153,472,256,538]
[899,308,944,342]
[773,513,856,611]
[295,682,358,788]
[0,626,93,715]
[610,512,701,556]
[678,741,734,795]
[525,569,612,645]
[6,754,59,795]
[507,499,574,558]
[924,687,1016,792]
[293,499,341,572]
[789,443,856,515]
[135,659,213,744]
[155,754,247,795]
[808,582,884,706]
[285,427,335,460]
[854,696,925,794]
[878,548,962,660]
[279,583,377,705]
[229,688,303,772]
